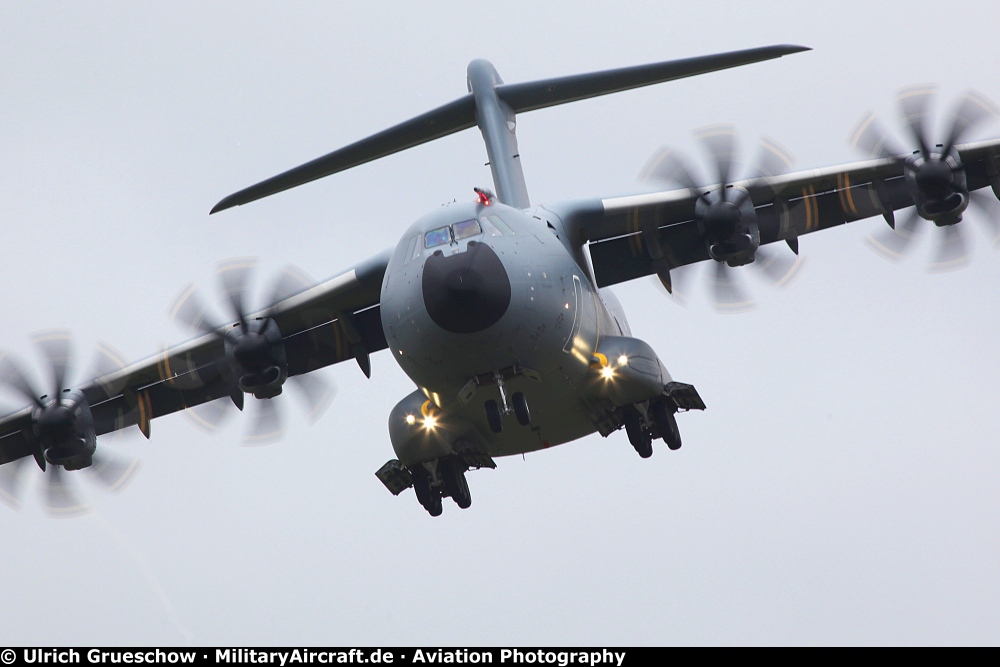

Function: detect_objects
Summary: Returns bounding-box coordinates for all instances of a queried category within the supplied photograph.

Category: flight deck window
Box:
[424,226,451,248]
[452,219,482,240]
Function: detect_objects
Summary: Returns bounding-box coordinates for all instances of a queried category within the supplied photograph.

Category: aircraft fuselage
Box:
[379,200,654,464]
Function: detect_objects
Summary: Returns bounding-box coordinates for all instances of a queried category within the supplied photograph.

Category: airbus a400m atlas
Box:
[3,45,1000,516]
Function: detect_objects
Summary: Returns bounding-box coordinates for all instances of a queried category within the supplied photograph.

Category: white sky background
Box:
[1,0,999,646]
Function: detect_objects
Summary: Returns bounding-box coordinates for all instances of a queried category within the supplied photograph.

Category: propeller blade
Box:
[942,90,1000,157]
[264,264,317,319]
[0,354,45,409]
[181,396,238,435]
[87,450,142,494]
[928,224,970,273]
[639,146,702,191]
[168,282,222,337]
[649,265,693,306]
[864,208,923,261]
[849,111,904,160]
[0,457,31,510]
[897,84,937,160]
[752,246,807,288]
[87,340,132,401]
[243,397,283,447]
[696,123,738,194]
[44,466,89,518]
[288,372,337,425]
[736,135,795,206]
[709,261,756,314]
[217,257,258,333]
[31,329,74,403]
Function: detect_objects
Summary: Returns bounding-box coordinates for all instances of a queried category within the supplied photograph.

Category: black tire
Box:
[485,400,503,433]
[441,459,472,509]
[512,392,531,426]
[412,468,444,516]
[652,401,682,451]
[623,409,653,458]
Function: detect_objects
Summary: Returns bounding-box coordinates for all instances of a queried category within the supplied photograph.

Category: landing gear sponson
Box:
[580,335,706,459]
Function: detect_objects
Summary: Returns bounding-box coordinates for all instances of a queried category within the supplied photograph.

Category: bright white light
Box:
[405,414,416,425]
[423,414,438,430]
[617,355,628,367]
[600,366,615,380]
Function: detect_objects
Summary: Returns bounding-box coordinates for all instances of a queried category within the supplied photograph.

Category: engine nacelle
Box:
[32,390,97,470]
[904,150,969,225]
[696,189,761,266]
[223,317,288,399]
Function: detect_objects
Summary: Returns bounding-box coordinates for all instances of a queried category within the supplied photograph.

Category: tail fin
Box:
[211,44,809,213]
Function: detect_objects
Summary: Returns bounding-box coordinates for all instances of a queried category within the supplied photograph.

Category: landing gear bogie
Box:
[440,458,472,509]
[623,408,653,458]
[411,468,443,517]
[651,400,682,451]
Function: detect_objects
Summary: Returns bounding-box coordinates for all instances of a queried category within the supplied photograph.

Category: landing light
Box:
[405,414,416,425]
[617,355,629,367]
[423,414,438,430]
[600,366,615,380]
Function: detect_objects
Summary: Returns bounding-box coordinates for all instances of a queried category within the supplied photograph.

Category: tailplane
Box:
[211,45,809,213]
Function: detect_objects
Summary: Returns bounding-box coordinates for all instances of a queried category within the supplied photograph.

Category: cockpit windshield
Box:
[424,226,451,248]
[452,219,482,240]
[424,219,483,249]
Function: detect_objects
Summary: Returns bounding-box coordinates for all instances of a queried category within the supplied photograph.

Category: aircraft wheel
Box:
[624,409,653,458]
[512,392,531,426]
[652,401,682,451]
[412,468,443,517]
[485,400,503,433]
[441,459,472,509]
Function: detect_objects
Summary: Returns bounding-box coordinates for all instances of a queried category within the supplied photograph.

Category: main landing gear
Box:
[623,399,683,458]
[375,441,495,517]
[411,458,472,516]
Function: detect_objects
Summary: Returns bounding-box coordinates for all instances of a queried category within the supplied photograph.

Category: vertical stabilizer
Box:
[467,60,531,209]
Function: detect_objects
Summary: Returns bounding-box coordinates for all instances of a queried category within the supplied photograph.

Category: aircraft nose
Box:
[422,241,511,334]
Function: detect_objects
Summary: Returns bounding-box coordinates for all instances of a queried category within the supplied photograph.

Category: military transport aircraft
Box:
[2,44,1000,517]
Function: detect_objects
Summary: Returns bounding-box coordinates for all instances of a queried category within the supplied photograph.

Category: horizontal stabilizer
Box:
[211,44,809,213]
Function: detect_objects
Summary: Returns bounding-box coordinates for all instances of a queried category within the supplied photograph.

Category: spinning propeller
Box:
[0,331,141,517]
[642,124,805,312]
[169,259,335,445]
[850,85,1000,271]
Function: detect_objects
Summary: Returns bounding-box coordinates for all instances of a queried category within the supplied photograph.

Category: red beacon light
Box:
[474,187,494,206]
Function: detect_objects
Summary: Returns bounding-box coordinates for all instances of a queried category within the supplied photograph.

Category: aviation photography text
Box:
[8,649,630,667]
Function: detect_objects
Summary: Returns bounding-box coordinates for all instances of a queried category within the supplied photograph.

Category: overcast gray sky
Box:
[1,0,999,646]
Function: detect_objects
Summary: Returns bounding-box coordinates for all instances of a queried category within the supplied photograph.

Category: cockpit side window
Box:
[452,218,482,240]
[424,226,452,248]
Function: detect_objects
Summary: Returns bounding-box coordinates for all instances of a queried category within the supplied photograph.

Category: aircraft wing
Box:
[551,140,1000,287]
[0,249,392,465]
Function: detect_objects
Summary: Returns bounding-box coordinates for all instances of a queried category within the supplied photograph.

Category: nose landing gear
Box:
[484,370,532,433]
